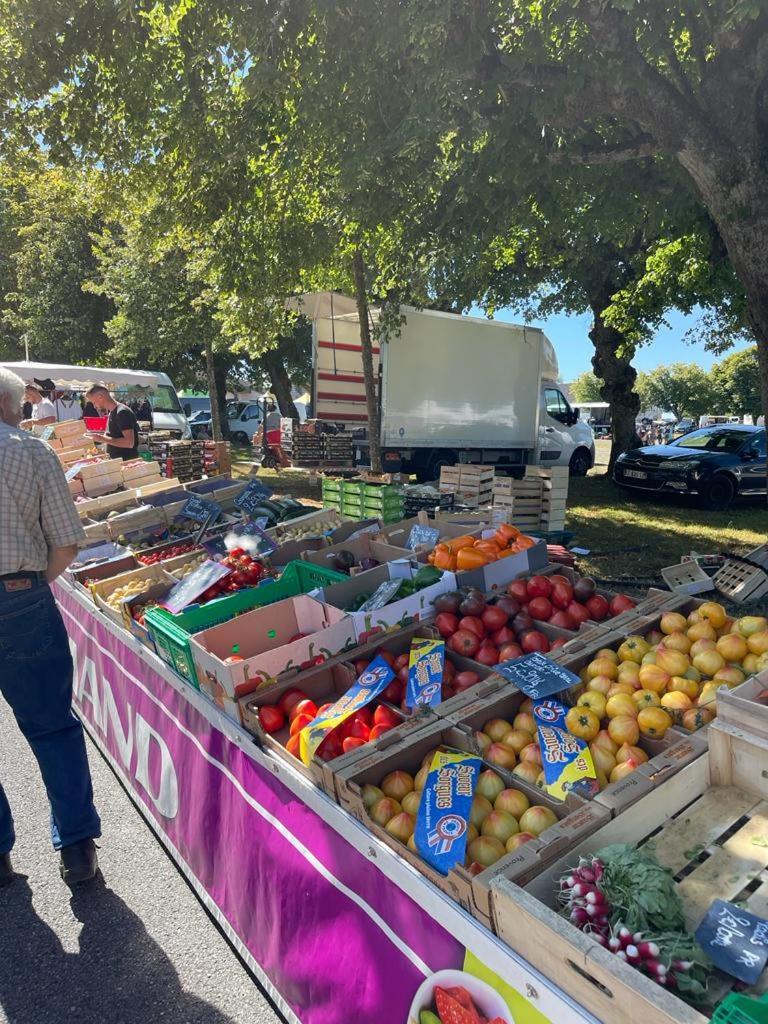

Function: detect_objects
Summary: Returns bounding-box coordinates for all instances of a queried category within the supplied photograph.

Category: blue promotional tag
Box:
[533,699,598,800]
[299,656,395,764]
[405,637,445,708]
[415,749,482,875]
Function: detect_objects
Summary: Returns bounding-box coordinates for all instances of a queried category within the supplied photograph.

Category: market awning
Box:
[0,361,160,390]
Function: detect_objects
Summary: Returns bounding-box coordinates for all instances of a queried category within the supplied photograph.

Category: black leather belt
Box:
[0,571,46,582]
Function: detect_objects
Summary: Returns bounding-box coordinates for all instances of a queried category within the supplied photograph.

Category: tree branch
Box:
[549,133,660,166]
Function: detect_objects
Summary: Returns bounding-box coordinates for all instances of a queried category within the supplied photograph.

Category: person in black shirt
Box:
[84,385,140,460]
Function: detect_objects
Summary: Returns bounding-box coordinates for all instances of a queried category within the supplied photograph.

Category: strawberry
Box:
[434,987,482,1024]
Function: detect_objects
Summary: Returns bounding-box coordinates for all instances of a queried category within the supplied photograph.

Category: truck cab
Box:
[539,383,595,476]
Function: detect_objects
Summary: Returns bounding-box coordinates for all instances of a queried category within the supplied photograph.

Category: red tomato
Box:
[442,658,455,682]
[550,609,577,630]
[507,580,529,603]
[435,612,459,638]
[373,705,401,728]
[528,596,553,621]
[459,616,486,638]
[377,650,396,667]
[492,625,517,647]
[526,575,553,599]
[393,653,410,671]
[396,665,410,685]
[453,670,481,692]
[520,630,551,654]
[369,723,395,741]
[353,659,370,676]
[566,601,591,625]
[315,702,335,717]
[550,637,568,649]
[448,629,481,658]
[259,705,285,734]
[550,582,574,609]
[475,643,500,666]
[289,712,315,737]
[498,642,524,662]
[346,719,370,742]
[481,606,509,632]
[586,595,610,621]
[381,680,403,704]
[285,734,301,756]
[342,736,367,753]
[610,594,636,615]
[351,707,374,728]
[289,698,318,722]
[277,688,307,717]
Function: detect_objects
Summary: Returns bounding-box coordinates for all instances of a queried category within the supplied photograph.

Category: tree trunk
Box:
[204,337,223,442]
[262,346,300,419]
[352,249,382,473]
[588,305,641,473]
[212,353,230,440]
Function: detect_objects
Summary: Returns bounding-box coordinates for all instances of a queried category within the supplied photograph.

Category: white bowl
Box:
[407,968,514,1024]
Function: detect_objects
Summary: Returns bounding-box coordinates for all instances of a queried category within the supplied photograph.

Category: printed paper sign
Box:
[181,494,221,526]
[233,479,274,515]
[495,651,580,700]
[162,560,232,615]
[357,579,403,612]
[299,656,395,765]
[407,524,440,551]
[696,899,768,984]
[533,699,598,801]
[406,637,445,708]
[415,749,482,875]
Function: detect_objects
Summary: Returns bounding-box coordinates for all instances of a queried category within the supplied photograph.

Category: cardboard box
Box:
[191,595,357,703]
[301,533,414,573]
[452,536,548,594]
[334,720,606,930]
[91,563,175,625]
[378,517,482,554]
[121,459,163,486]
[69,553,139,595]
[320,562,457,643]
[135,477,182,498]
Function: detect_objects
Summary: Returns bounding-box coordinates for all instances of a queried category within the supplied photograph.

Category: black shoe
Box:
[0,853,14,887]
[60,839,98,886]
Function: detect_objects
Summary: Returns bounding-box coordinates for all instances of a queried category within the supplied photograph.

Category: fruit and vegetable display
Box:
[557,844,712,1001]
[362,753,558,873]
[101,577,155,611]
[427,524,537,571]
[506,572,637,628]
[329,548,381,574]
[138,541,198,565]
[196,548,270,603]
[255,684,403,759]
[433,586,567,665]
[419,985,510,1024]
[342,565,444,611]
[168,552,208,579]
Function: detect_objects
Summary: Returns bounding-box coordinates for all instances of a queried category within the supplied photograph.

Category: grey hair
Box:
[0,367,26,407]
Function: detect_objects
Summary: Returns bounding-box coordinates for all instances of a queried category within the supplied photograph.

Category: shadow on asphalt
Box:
[0,875,240,1024]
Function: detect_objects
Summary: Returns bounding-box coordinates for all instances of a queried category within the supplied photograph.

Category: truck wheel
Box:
[232,431,249,446]
[569,448,591,477]
[423,451,458,483]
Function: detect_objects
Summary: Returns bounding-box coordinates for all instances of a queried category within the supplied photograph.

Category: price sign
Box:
[495,651,581,700]
[407,524,441,551]
[696,899,768,984]
[162,560,232,615]
[358,579,403,612]
[406,638,445,708]
[40,425,55,441]
[181,494,221,525]
[233,479,274,515]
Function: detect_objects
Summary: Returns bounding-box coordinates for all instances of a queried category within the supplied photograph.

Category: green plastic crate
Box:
[323,498,342,511]
[363,484,403,499]
[342,480,365,496]
[146,560,347,688]
[321,478,342,495]
[712,992,768,1024]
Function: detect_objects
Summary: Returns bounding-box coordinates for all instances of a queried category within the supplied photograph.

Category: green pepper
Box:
[413,565,442,590]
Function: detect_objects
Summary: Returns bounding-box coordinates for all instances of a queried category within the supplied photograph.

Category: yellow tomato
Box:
[637,706,672,739]
[565,706,601,741]
[577,691,607,719]
[698,601,728,629]
[587,658,618,680]
[632,689,661,710]
[667,676,699,701]
[605,694,637,720]
[608,715,640,746]
[638,664,670,694]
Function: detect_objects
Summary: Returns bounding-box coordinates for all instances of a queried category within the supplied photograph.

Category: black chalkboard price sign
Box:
[494,651,581,700]
[181,494,221,525]
[696,898,768,984]
[233,479,274,515]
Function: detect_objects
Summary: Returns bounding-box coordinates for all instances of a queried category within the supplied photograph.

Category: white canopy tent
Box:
[0,361,160,390]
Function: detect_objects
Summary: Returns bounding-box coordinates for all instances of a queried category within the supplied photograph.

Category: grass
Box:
[231,440,766,585]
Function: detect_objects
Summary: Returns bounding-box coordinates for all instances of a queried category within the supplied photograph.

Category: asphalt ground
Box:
[0,696,285,1024]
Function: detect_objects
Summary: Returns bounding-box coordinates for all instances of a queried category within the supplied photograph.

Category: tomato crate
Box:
[491,756,768,1024]
[715,547,768,604]
[716,673,768,742]
[145,560,347,693]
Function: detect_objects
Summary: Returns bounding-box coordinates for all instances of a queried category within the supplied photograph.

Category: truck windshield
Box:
[150,385,182,413]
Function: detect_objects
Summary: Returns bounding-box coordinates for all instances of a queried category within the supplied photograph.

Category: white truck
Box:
[303,295,595,480]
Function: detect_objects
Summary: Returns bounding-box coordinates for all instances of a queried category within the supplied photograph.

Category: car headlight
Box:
[665,460,702,478]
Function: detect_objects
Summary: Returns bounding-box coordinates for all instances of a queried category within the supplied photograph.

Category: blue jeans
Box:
[0,577,101,855]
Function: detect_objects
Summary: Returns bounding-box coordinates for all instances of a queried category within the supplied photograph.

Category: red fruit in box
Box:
[551,636,567,649]
[442,684,456,700]
[550,609,577,630]
[586,594,610,621]
[512,612,534,633]
[454,670,480,692]
[498,642,524,662]
[315,702,335,717]
[459,615,486,639]
[342,736,367,753]
[381,680,404,704]
[481,605,508,632]
[528,596,553,621]
[549,574,571,587]
[259,705,285,734]
[285,735,301,756]
[396,665,410,685]
[377,650,396,667]
[507,580,529,603]
[353,659,370,676]
[448,629,481,657]
[394,653,410,671]
[475,643,500,666]
[289,712,315,736]
[277,688,307,717]
[434,986,482,1024]
[435,611,460,638]
[374,705,400,728]
[459,590,486,617]
[526,575,552,599]
[369,723,395,740]
[442,659,456,681]
[290,698,318,722]
[288,632,308,643]
[495,595,521,619]
[318,731,343,759]
[610,594,636,615]
[521,630,550,654]
[492,625,517,647]
[346,718,371,742]
[566,601,590,625]
[550,581,574,609]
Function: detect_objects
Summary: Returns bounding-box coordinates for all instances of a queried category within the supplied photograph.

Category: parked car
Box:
[613,425,766,509]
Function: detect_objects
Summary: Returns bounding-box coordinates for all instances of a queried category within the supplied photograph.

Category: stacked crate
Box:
[293,427,323,465]
[121,458,163,490]
[526,465,569,530]
[361,482,404,523]
[202,441,231,477]
[439,465,494,509]
[323,434,354,465]
[492,475,542,531]
[321,476,343,512]
[147,440,205,482]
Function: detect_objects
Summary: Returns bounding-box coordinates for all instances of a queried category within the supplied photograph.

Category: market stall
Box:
[50,454,768,1024]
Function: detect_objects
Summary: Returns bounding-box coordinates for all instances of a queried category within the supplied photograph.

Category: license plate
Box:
[624,469,647,480]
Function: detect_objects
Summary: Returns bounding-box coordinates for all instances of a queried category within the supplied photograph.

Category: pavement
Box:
[0,697,285,1024]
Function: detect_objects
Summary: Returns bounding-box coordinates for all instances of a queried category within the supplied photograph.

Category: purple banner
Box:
[54,584,464,1024]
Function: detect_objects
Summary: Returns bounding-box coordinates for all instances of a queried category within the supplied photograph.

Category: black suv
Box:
[613,425,766,509]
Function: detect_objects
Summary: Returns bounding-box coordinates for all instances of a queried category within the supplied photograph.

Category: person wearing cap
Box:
[0,366,101,887]
[20,384,56,428]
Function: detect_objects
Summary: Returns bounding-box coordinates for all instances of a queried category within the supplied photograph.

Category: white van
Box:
[0,361,192,439]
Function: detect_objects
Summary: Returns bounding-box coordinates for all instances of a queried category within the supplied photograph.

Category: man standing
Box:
[0,368,101,887]
[20,384,56,428]
[84,384,140,460]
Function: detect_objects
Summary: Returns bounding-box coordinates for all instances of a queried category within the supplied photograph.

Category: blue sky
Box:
[473,306,752,382]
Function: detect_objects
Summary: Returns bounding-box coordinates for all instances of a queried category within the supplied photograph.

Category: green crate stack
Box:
[145,560,347,689]
[362,483,404,524]
[340,480,365,518]
[321,477,343,512]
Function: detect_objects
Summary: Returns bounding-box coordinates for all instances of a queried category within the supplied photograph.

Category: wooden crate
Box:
[709,719,768,800]
[661,560,716,596]
[90,563,175,625]
[715,552,768,604]
[716,674,768,741]
[492,756,768,1024]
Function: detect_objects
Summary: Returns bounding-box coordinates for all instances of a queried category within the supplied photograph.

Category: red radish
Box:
[528,596,553,621]
[586,594,610,621]
[507,580,529,603]
[459,615,486,638]
[526,575,553,599]
[481,605,509,631]
[435,612,459,637]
